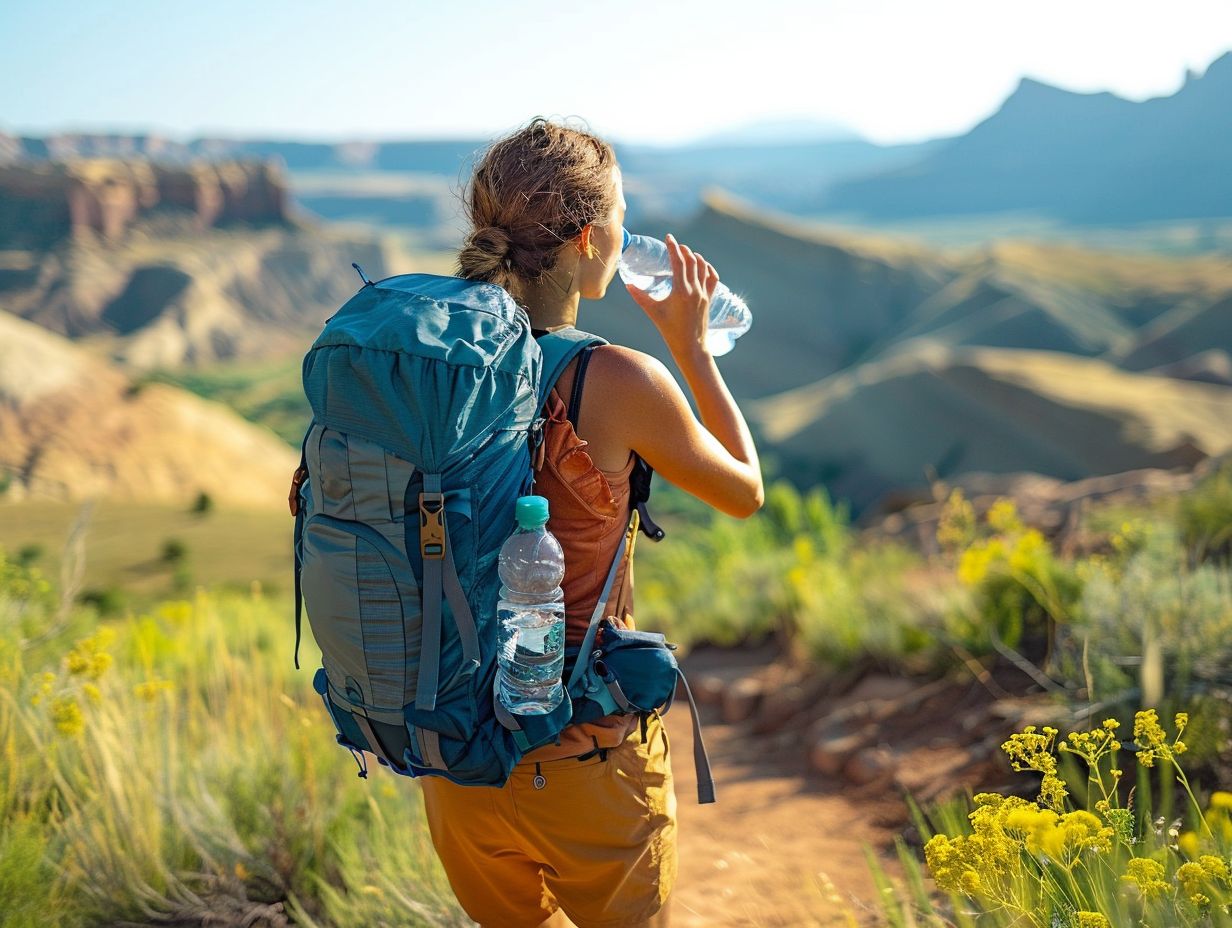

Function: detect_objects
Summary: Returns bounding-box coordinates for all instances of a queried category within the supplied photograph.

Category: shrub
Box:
[937,492,1083,665]
[1052,517,1232,717]
[1178,459,1232,566]
[16,543,44,567]
[160,538,188,564]
[882,710,1232,927]
[78,586,128,617]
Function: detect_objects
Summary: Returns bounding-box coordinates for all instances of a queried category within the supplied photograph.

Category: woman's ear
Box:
[578,225,598,260]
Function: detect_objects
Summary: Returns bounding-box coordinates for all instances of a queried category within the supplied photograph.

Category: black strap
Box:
[566,345,596,433]
[630,455,666,542]
[292,426,311,670]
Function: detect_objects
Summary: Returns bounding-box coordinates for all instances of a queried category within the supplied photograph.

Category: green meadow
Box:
[3,456,1232,925]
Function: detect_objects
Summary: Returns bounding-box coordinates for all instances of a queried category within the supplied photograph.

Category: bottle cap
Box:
[515,495,550,529]
[621,226,631,252]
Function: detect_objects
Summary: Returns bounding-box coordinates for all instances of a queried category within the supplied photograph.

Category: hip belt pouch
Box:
[565,617,717,804]
[566,619,681,723]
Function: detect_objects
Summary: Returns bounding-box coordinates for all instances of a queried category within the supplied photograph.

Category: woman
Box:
[418,117,764,928]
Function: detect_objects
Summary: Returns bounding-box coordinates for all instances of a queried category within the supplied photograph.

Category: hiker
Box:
[417,117,764,928]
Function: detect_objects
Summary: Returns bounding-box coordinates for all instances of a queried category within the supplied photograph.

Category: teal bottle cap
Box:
[516,495,550,529]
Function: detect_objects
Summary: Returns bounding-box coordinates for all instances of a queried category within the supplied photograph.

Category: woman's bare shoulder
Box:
[588,343,675,397]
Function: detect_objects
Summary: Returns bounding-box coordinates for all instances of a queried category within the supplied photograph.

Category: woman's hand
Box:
[624,233,720,363]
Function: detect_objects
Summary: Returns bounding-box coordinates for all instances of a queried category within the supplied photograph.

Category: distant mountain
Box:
[819,51,1232,224]
[0,133,487,174]
[578,192,1232,398]
[573,189,960,399]
[1111,293,1232,373]
[0,310,296,505]
[0,128,944,230]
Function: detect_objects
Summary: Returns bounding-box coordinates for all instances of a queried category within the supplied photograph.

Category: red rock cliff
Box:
[0,158,291,247]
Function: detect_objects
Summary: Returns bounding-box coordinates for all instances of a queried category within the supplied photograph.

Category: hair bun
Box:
[471,225,511,259]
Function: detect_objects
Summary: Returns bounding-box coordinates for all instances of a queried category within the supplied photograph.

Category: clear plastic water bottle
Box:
[496,496,567,714]
[618,227,752,356]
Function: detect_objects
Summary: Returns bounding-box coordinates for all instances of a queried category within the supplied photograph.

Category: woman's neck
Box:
[518,253,581,331]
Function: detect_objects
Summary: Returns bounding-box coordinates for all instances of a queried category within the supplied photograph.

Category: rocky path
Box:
[661,648,909,928]
[664,709,905,927]
[659,642,1029,927]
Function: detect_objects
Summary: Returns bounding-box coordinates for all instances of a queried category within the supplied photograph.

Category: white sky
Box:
[1,0,1230,147]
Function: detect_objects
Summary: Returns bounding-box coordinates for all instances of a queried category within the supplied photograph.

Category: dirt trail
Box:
[661,650,911,928]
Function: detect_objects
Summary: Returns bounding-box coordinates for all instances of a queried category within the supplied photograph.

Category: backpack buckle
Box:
[419,492,445,560]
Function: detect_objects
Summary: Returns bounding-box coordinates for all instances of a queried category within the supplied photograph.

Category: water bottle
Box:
[618,227,752,356]
[496,495,567,714]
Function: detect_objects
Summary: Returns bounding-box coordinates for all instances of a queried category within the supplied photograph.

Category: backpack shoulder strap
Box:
[536,328,608,410]
[566,345,596,432]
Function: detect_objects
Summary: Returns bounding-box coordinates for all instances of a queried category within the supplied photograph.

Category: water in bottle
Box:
[496,495,567,714]
[617,227,752,356]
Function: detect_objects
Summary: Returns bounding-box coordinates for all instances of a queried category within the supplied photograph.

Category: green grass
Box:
[0,563,467,927]
[140,358,309,448]
[0,500,291,608]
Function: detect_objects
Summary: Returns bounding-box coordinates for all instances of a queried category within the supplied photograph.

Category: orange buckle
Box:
[419,492,445,560]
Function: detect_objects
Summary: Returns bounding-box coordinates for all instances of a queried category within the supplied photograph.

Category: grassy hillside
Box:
[751,343,1232,513]
[0,311,296,506]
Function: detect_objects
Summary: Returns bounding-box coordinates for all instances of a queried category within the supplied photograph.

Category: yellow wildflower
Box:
[1178,862,1205,900]
[986,498,1022,534]
[82,683,102,705]
[1060,810,1114,855]
[50,695,84,738]
[30,671,56,706]
[1075,914,1110,928]
[134,679,174,702]
[1210,792,1232,811]
[936,488,976,552]
[158,601,193,624]
[1135,708,1167,749]
[1005,806,1066,860]
[1008,529,1047,574]
[1001,725,1067,810]
[1124,857,1169,900]
[1199,855,1230,882]
[958,542,997,586]
[64,628,115,680]
[1179,831,1200,859]
[1133,708,1185,767]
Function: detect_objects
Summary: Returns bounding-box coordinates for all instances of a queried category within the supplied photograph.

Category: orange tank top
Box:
[518,353,641,763]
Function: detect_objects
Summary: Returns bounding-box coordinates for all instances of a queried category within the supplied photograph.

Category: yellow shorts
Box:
[419,711,677,928]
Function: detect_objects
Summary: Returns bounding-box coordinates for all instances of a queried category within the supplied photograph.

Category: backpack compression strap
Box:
[416,474,481,716]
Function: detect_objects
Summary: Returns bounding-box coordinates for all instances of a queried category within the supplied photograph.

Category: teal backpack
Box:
[292,267,715,802]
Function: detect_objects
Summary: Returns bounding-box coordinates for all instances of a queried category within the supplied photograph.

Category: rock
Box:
[843,746,898,786]
[693,674,726,709]
[0,158,291,249]
[721,678,763,724]
[810,728,873,777]
[752,678,827,733]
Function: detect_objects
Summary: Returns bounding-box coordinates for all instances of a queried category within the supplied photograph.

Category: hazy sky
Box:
[3,0,1230,147]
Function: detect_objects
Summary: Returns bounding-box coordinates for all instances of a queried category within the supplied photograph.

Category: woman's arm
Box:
[597,234,764,518]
